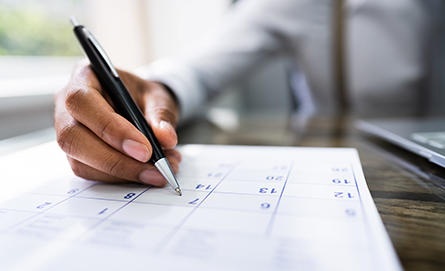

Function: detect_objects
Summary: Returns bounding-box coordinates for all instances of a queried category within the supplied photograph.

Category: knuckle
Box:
[65,87,87,114]
[56,122,78,155]
[103,157,128,179]
[95,114,116,141]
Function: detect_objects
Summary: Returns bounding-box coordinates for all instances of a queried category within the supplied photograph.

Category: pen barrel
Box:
[102,76,166,163]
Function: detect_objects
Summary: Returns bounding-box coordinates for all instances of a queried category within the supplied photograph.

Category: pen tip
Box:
[175,188,182,196]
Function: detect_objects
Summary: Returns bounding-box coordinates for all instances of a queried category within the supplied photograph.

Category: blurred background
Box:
[3,0,443,145]
[0,0,291,141]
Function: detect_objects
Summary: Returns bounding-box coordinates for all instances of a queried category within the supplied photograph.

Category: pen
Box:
[69,16,182,196]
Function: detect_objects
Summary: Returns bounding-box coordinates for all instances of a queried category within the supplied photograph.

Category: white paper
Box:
[0,142,402,271]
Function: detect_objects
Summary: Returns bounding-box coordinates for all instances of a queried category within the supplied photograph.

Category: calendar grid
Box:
[77,186,152,234]
[154,159,241,252]
[1,182,98,233]
[27,194,142,203]
[264,161,294,237]
[1,161,365,237]
[182,181,355,187]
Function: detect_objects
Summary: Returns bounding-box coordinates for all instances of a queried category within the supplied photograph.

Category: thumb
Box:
[144,82,179,149]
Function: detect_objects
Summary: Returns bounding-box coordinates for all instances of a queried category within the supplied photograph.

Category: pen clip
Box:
[82,28,119,78]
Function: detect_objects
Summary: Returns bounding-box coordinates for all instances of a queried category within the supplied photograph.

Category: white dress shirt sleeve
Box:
[138,0,326,121]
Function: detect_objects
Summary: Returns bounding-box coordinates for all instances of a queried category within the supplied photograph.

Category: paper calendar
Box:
[0,143,402,271]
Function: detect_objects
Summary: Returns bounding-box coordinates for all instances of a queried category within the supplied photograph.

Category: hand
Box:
[54,59,181,186]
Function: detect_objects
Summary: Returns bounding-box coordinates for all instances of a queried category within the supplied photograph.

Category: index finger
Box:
[64,62,153,163]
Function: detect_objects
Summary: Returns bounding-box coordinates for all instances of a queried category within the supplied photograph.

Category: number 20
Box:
[266,176,283,181]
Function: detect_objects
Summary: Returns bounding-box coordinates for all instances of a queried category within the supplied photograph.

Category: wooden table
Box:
[177,111,445,271]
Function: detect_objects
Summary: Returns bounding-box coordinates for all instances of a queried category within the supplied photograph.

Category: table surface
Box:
[177,111,445,271]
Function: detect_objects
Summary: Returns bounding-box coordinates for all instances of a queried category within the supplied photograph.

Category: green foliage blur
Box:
[0,4,82,56]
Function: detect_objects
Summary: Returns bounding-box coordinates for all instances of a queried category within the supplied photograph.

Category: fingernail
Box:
[139,169,167,186]
[123,139,149,162]
[159,120,177,143]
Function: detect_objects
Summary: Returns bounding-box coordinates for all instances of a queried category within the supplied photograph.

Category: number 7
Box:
[189,198,199,204]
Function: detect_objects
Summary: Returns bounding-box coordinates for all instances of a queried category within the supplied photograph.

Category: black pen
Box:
[69,16,182,196]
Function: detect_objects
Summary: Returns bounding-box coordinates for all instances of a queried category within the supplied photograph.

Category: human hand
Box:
[54,59,181,186]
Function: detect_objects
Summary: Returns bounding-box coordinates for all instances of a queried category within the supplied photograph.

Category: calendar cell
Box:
[164,229,275,266]
[46,197,127,218]
[0,209,37,232]
[276,197,362,218]
[292,163,352,174]
[135,187,208,207]
[199,193,279,213]
[9,214,97,239]
[110,203,192,226]
[29,178,96,197]
[287,172,355,186]
[180,157,234,169]
[236,159,292,171]
[182,208,272,235]
[175,177,221,191]
[176,167,230,180]
[0,194,68,213]
[282,183,359,200]
[225,169,287,182]
[269,239,371,271]
[214,180,284,196]
[75,183,148,201]
[84,220,171,251]
[271,215,367,243]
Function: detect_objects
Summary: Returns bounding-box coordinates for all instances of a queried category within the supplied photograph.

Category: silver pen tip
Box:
[155,158,182,196]
[175,188,182,196]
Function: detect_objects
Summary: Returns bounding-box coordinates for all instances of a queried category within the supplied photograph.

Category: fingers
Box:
[64,63,153,163]
[55,59,182,185]
[67,157,125,184]
[164,149,182,163]
[143,82,179,149]
[57,117,181,186]
[67,151,181,186]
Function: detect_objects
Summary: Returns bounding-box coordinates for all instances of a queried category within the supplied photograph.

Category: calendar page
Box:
[0,143,402,271]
